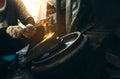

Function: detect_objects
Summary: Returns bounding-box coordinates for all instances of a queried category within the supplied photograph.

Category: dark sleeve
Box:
[15,0,35,25]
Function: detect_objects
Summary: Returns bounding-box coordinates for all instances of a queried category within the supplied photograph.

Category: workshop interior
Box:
[0,0,120,79]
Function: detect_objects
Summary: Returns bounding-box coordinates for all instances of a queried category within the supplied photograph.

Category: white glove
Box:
[6,25,23,39]
[22,24,36,39]
[6,24,36,39]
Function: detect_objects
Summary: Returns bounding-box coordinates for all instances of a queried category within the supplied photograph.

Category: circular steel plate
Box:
[32,32,82,64]
[30,32,88,72]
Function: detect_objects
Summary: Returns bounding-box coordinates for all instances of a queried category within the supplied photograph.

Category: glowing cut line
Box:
[40,32,54,43]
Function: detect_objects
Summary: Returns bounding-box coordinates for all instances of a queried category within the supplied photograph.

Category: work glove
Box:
[6,25,23,39]
[22,24,36,39]
[6,24,36,39]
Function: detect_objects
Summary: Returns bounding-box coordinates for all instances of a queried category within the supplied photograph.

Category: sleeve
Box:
[15,0,35,25]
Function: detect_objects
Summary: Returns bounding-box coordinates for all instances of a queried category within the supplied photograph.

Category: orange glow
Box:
[41,32,54,43]
[38,20,48,26]
[44,32,54,38]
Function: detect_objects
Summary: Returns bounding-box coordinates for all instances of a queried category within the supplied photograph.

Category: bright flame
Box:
[40,32,54,43]
[44,32,54,38]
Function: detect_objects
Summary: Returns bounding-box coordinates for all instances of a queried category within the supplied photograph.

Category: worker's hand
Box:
[6,24,36,39]
[22,24,36,39]
[6,25,23,39]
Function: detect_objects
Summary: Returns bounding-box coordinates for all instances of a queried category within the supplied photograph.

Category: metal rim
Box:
[32,32,81,64]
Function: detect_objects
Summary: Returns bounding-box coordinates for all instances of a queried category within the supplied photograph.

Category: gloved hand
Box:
[6,24,36,39]
[6,25,23,39]
[22,24,36,39]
